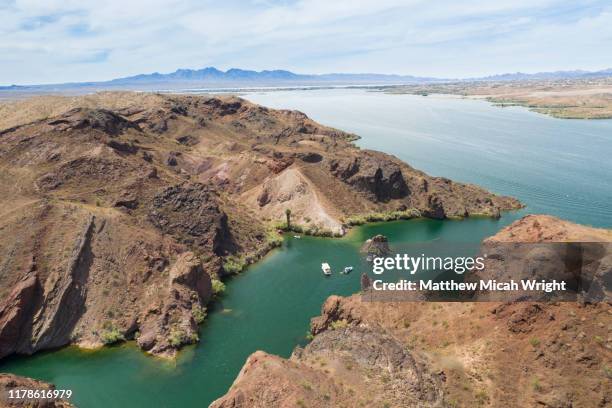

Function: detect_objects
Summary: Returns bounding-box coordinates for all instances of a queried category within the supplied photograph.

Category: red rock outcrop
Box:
[0,373,74,408]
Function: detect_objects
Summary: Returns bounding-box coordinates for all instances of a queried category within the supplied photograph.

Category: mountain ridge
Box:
[3,67,612,91]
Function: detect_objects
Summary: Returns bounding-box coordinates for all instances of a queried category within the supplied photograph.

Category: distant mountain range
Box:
[108,67,440,85]
[2,67,612,93]
[476,68,612,81]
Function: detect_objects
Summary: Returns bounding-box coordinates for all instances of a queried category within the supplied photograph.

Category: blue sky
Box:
[1,0,612,85]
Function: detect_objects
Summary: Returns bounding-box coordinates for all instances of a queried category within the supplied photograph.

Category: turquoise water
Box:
[1,89,610,407]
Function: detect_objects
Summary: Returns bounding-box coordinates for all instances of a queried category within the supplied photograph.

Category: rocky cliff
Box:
[0,92,520,360]
[211,325,445,408]
[0,373,74,408]
[213,216,611,408]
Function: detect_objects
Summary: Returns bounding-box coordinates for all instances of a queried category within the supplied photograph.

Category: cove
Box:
[0,215,523,407]
[1,89,611,407]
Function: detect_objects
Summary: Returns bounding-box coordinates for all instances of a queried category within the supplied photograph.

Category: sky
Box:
[1,0,612,85]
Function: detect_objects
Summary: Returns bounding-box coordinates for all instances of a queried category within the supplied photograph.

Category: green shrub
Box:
[474,390,489,405]
[223,257,245,274]
[192,304,207,324]
[100,323,124,345]
[211,279,226,296]
[168,328,198,347]
[265,230,283,247]
[330,319,348,330]
[345,209,420,226]
[532,378,543,392]
[529,338,540,347]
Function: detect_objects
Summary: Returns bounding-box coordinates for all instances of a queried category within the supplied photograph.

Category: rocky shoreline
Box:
[212,215,611,408]
[379,77,612,119]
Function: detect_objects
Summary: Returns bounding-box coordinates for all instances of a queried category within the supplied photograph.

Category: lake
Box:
[245,89,612,228]
[1,89,610,407]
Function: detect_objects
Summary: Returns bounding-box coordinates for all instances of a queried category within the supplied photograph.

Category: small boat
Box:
[293,235,301,239]
[341,266,353,274]
[321,262,332,276]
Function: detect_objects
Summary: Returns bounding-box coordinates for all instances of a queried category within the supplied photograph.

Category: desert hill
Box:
[0,92,520,359]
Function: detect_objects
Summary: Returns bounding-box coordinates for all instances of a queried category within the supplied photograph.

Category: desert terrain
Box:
[383,77,612,119]
[0,92,520,364]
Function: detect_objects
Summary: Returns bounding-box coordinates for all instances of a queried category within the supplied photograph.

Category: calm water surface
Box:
[247,89,612,227]
[1,89,610,407]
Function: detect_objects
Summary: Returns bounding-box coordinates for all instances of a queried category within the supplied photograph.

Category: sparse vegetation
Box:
[330,319,349,330]
[345,209,420,226]
[273,220,342,238]
[223,256,246,274]
[265,229,283,247]
[211,279,226,296]
[532,377,543,392]
[168,327,198,347]
[99,322,124,345]
[529,338,540,347]
[192,304,207,324]
[474,390,489,405]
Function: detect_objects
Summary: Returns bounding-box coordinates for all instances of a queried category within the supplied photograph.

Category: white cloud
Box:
[0,0,611,84]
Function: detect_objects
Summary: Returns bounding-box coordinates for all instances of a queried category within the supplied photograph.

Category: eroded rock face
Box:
[298,326,444,405]
[31,217,95,351]
[329,153,409,202]
[213,294,447,407]
[211,325,444,408]
[137,252,211,356]
[149,183,233,255]
[0,276,40,359]
[47,107,139,136]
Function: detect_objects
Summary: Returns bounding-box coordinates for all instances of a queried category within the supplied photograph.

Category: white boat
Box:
[341,266,353,274]
[293,235,301,239]
[321,262,332,276]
